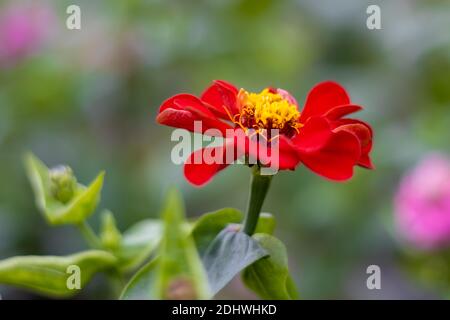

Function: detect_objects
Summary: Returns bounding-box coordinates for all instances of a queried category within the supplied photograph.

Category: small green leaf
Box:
[121,188,209,299]
[25,153,104,225]
[202,227,268,296]
[242,234,298,300]
[0,250,116,297]
[118,219,162,271]
[100,210,122,251]
[191,208,243,255]
[98,210,163,271]
[254,212,276,235]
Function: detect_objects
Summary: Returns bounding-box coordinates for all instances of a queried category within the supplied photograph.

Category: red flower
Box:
[157,80,373,186]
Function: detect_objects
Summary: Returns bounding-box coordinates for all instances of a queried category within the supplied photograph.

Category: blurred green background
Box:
[1,0,450,299]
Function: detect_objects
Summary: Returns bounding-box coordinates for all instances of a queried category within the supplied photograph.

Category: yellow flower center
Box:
[235,88,301,136]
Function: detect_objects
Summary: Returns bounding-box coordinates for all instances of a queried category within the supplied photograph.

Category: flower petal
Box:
[183,139,242,186]
[157,94,232,135]
[159,94,213,116]
[277,135,301,170]
[226,128,300,171]
[324,104,363,120]
[298,130,361,181]
[300,81,351,122]
[247,135,301,171]
[200,80,239,118]
[358,153,374,169]
[291,117,333,153]
[332,119,374,169]
[276,88,299,108]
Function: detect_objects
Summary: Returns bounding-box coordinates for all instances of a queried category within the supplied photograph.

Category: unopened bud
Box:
[165,278,197,300]
[49,165,77,204]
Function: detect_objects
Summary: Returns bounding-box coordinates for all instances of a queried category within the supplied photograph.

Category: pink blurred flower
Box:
[395,154,450,250]
[0,3,53,65]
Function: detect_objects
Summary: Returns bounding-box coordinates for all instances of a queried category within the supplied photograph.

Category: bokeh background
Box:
[1,0,450,299]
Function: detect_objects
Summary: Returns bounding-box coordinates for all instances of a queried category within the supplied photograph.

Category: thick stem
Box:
[77,221,102,249]
[242,166,273,235]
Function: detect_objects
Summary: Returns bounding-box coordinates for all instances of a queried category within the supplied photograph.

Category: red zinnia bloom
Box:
[156,80,373,186]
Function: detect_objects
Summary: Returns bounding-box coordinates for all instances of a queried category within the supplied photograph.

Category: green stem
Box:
[77,222,124,298]
[77,221,102,249]
[242,166,273,235]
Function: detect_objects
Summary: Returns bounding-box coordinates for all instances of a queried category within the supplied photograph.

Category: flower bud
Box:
[26,153,105,225]
[49,165,77,204]
[165,278,197,300]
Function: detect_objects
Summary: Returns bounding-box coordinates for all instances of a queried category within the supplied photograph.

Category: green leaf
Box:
[118,219,162,271]
[119,258,159,300]
[121,188,209,299]
[25,153,104,225]
[100,210,122,251]
[254,212,276,235]
[202,227,268,296]
[0,250,116,297]
[191,208,243,255]
[155,188,210,299]
[242,234,298,300]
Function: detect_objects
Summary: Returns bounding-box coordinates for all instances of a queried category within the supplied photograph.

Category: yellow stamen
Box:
[237,88,301,134]
[224,106,248,132]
